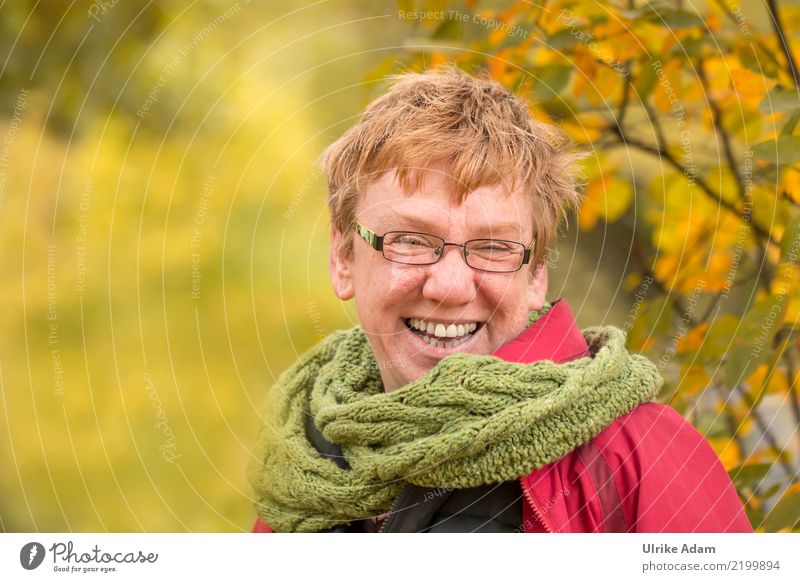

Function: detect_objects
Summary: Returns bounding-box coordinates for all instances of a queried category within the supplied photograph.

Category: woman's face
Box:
[329,166,548,392]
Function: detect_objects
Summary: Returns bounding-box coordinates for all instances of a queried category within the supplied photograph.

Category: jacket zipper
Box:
[377,484,412,533]
[519,476,555,533]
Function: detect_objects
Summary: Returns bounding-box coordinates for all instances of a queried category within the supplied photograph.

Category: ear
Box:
[329,227,355,300]
[526,262,548,311]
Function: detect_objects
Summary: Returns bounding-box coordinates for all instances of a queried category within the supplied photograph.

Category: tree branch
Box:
[610,123,780,246]
[697,61,746,201]
[696,61,774,291]
[710,0,786,75]
[631,240,696,325]
[778,329,800,454]
[766,0,800,87]
[733,382,797,479]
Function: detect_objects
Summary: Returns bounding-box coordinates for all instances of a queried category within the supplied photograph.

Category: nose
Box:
[421,244,478,305]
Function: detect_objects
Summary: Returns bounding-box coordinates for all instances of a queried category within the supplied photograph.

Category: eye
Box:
[395,234,430,246]
[389,233,438,248]
[474,241,515,253]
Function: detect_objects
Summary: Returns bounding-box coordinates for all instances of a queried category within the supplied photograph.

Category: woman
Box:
[248,65,752,533]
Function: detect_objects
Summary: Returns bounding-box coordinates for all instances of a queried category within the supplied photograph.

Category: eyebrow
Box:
[383,211,526,239]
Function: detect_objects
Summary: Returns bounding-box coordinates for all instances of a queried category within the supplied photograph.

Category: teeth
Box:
[406,318,481,346]
[419,334,465,349]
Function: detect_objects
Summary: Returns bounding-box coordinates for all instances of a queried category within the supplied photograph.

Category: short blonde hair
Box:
[319,64,584,269]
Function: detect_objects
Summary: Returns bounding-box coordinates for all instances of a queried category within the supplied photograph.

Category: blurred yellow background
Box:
[0,0,417,531]
[2,0,798,532]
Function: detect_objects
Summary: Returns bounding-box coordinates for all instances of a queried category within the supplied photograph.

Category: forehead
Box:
[358,168,533,237]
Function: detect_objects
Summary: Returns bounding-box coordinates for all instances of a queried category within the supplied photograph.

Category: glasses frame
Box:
[353,221,534,273]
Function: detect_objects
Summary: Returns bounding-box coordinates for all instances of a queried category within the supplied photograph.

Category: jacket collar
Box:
[491,298,590,365]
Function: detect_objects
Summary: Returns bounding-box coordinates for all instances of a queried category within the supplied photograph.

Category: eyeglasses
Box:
[353,221,534,273]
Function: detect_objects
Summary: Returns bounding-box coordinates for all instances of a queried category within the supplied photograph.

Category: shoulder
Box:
[594,401,704,453]
[591,400,723,483]
[591,402,752,532]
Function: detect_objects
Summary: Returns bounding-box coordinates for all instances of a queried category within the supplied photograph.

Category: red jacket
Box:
[252,299,753,533]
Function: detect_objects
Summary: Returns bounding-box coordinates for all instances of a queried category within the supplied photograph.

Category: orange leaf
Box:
[708,437,742,471]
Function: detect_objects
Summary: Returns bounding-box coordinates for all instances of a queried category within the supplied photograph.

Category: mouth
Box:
[402,317,485,350]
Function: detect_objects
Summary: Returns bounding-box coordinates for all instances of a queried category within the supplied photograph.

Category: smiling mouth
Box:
[402,317,485,349]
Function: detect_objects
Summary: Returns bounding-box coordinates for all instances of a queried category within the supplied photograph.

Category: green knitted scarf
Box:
[248,305,662,532]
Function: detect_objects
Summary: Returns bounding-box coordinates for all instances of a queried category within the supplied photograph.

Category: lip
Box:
[401,318,485,355]
[404,317,483,326]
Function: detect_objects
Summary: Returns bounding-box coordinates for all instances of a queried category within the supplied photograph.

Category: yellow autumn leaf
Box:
[654,60,681,113]
[586,66,621,107]
[703,56,733,93]
[653,254,680,285]
[771,262,799,296]
[678,323,709,352]
[722,104,763,142]
[578,175,632,229]
[538,4,571,35]
[731,66,774,110]
[726,401,755,435]
[623,272,641,292]
[780,167,800,202]
[561,118,601,142]
[708,437,742,471]
[579,178,603,230]
[678,364,711,396]
[747,364,790,398]
[572,49,598,99]
[705,11,721,31]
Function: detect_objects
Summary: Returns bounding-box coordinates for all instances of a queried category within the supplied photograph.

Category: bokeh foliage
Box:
[394,0,800,530]
[0,0,397,531]
[1,0,798,533]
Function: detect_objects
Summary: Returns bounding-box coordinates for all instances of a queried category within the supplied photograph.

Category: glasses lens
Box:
[465,240,525,272]
[382,232,443,264]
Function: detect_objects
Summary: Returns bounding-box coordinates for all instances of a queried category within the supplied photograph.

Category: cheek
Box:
[354,261,425,307]
[482,277,531,320]
[383,262,426,297]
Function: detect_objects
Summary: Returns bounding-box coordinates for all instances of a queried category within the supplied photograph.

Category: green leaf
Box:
[397,0,416,13]
[728,463,772,490]
[723,107,763,142]
[533,65,572,102]
[599,178,633,222]
[696,315,738,365]
[677,36,712,58]
[759,87,800,114]
[633,62,658,100]
[724,296,788,388]
[542,97,579,121]
[780,217,800,261]
[744,505,766,530]
[762,485,800,531]
[780,110,800,136]
[547,29,581,50]
[648,8,704,29]
[627,295,672,352]
[752,136,800,164]
[739,45,781,80]
[432,17,463,41]
[762,482,783,499]
[401,38,461,55]
[620,7,650,20]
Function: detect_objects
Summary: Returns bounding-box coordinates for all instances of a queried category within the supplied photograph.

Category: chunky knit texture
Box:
[248,306,662,532]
